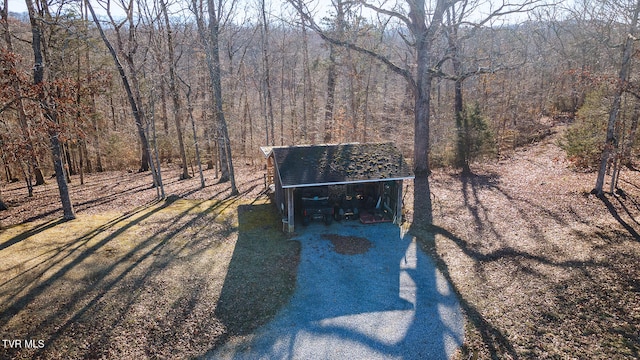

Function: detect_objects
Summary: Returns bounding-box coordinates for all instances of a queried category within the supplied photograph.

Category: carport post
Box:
[395,180,403,225]
[287,187,295,233]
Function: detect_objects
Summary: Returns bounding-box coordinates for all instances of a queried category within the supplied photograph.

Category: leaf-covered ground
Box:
[406,126,640,359]
[1,126,639,359]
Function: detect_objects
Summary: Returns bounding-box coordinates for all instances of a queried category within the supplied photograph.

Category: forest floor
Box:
[1,124,639,359]
[412,125,640,359]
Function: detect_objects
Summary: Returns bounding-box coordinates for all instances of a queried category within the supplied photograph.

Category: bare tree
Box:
[289,0,451,225]
[299,4,314,142]
[259,0,275,146]
[160,0,191,180]
[594,0,640,195]
[191,0,238,193]
[322,0,350,143]
[0,0,46,187]
[442,0,535,172]
[25,0,75,220]
[181,76,206,188]
[86,0,152,173]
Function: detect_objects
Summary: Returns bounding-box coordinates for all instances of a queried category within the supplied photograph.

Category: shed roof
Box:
[272,142,414,188]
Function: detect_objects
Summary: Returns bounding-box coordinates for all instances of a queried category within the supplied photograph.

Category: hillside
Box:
[1,126,639,358]
[419,126,640,358]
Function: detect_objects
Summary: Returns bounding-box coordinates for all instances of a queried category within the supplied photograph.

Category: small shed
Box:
[261,142,414,233]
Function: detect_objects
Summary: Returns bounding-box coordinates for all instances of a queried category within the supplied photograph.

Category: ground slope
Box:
[416,127,640,359]
[0,127,638,359]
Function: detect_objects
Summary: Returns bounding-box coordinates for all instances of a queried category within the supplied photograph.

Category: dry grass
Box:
[0,166,300,359]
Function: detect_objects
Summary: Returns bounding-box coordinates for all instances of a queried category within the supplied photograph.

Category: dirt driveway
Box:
[212,222,464,359]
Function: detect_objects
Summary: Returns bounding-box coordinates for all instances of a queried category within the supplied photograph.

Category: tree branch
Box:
[358,0,412,28]
[0,96,37,114]
[287,0,416,89]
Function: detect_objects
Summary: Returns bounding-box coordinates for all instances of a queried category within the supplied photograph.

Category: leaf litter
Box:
[1,128,639,359]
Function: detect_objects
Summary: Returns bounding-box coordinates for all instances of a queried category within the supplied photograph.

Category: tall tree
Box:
[259,0,275,146]
[322,0,347,143]
[160,0,190,180]
[0,0,45,186]
[192,0,238,193]
[25,0,75,220]
[86,0,152,173]
[594,0,640,195]
[82,1,103,173]
[443,0,532,173]
[299,4,314,142]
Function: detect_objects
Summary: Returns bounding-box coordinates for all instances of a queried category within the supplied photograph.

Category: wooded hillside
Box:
[0,0,639,213]
[1,1,640,358]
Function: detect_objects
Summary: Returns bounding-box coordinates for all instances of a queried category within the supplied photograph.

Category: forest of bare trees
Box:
[1,0,639,217]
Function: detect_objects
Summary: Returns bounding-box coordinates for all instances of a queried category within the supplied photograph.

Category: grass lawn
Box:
[0,193,300,359]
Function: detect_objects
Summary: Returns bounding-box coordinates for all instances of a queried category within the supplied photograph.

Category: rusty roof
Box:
[272,143,414,188]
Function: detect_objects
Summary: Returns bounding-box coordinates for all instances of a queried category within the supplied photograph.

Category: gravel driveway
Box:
[212,222,464,359]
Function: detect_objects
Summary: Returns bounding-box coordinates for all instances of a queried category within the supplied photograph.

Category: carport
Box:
[261,143,414,233]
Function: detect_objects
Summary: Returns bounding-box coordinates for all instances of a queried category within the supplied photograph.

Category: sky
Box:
[4,0,340,28]
[7,0,126,17]
[5,0,545,26]
[7,0,29,14]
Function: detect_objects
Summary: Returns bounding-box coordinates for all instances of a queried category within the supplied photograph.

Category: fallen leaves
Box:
[321,234,373,255]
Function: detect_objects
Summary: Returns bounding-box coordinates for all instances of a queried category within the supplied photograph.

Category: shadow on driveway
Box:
[212,222,464,360]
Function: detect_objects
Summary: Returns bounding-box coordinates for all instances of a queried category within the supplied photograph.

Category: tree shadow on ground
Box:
[214,203,301,336]
[212,187,464,360]
[0,218,66,251]
[410,230,519,360]
[0,189,256,359]
[460,171,501,230]
[417,171,640,359]
[603,194,640,240]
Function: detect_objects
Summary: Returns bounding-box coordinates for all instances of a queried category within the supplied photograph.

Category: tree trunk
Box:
[86,0,151,173]
[444,5,472,174]
[324,44,337,143]
[362,58,375,143]
[150,101,165,199]
[161,0,190,180]
[300,12,312,142]
[594,0,640,195]
[26,0,75,220]
[160,71,170,136]
[623,101,639,168]
[0,193,7,211]
[409,0,447,226]
[79,141,84,185]
[187,90,205,189]
[204,119,215,170]
[260,0,275,146]
[240,86,248,158]
[91,92,103,172]
[280,24,286,146]
[196,0,237,193]
[454,77,472,173]
[452,50,470,173]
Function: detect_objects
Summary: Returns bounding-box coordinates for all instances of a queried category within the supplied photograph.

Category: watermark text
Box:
[2,339,45,349]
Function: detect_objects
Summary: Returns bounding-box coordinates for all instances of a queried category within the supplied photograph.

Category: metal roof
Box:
[272,142,414,188]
